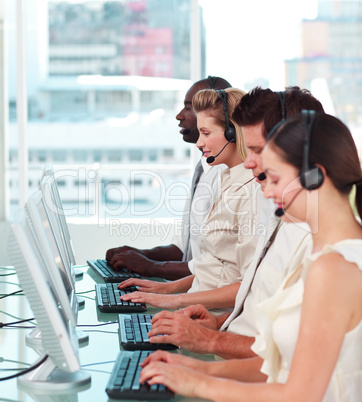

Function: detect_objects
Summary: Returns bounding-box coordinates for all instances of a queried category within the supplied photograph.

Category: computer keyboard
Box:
[118,314,178,351]
[95,283,147,313]
[87,259,142,283]
[106,350,174,400]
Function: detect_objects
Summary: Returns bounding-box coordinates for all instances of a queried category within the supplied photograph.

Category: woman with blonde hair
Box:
[119,88,266,314]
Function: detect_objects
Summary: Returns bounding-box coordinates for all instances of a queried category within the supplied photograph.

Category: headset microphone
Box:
[258,172,266,181]
[182,126,197,135]
[275,188,303,217]
[206,141,231,164]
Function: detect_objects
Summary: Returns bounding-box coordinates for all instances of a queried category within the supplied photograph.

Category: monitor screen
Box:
[8,210,91,391]
[25,191,77,325]
[40,164,76,266]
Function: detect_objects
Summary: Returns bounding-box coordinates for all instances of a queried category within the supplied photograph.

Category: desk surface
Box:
[0,267,211,402]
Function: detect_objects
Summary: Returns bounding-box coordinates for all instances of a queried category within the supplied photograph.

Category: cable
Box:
[0,354,48,382]
[0,273,17,277]
[82,360,115,368]
[77,295,95,301]
[0,281,21,287]
[76,289,95,295]
[0,317,35,328]
[77,321,117,328]
[0,310,36,324]
[0,290,24,300]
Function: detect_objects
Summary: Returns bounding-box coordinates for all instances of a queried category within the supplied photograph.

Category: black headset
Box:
[215,89,236,143]
[275,91,287,120]
[299,110,324,190]
[208,75,217,89]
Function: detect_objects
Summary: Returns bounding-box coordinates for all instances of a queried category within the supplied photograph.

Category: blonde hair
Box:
[192,88,248,161]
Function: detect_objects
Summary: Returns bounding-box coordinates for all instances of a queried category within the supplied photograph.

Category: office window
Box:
[52,150,67,162]
[148,149,158,161]
[163,149,174,158]
[38,151,47,163]
[72,150,88,162]
[129,149,143,162]
[5,0,361,222]
[93,150,102,162]
[108,150,122,162]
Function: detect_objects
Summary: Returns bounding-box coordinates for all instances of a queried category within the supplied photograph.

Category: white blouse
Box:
[252,239,362,401]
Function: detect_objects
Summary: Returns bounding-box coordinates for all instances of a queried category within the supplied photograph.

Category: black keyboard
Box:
[106,350,174,400]
[95,284,147,313]
[87,259,142,283]
[118,314,178,351]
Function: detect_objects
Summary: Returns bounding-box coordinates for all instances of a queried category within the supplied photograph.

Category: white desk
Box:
[0,267,212,401]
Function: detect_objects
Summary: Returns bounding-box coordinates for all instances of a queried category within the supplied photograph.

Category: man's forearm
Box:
[142,244,183,262]
[147,260,192,280]
[209,331,257,360]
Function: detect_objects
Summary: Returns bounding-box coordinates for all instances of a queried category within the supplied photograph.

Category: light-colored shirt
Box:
[173,156,226,260]
[187,164,263,314]
[221,220,313,336]
[252,240,362,401]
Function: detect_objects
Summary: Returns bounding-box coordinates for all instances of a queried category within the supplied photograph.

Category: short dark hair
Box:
[233,86,325,138]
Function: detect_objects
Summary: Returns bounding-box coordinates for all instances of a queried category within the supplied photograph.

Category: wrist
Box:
[208,330,223,356]
[195,372,215,400]
[215,313,230,329]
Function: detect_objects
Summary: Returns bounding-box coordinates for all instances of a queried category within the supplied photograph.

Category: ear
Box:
[316,163,327,178]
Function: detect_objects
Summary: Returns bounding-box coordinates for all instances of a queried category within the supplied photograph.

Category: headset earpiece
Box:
[215,90,236,143]
[299,110,324,190]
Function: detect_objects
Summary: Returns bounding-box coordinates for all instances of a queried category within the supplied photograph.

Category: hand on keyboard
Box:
[148,310,217,353]
[120,291,181,310]
[118,278,173,294]
[139,350,209,399]
[107,250,158,277]
[106,245,143,262]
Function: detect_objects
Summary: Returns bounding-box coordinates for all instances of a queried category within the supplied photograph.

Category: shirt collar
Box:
[228,162,254,183]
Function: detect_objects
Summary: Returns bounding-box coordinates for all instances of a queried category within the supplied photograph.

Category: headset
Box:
[275,91,287,120]
[299,110,324,190]
[208,75,217,89]
[215,89,236,143]
[259,91,287,181]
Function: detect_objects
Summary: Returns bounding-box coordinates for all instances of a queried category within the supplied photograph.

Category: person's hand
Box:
[147,310,217,353]
[139,353,209,398]
[107,250,158,277]
[140,350,207,372]
[117,278,171,294]
[106,245,141,261]
[178,304,220,329]
[120,291,180,309]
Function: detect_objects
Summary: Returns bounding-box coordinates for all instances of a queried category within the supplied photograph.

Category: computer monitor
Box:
[25,191,77,326]
[8,210,91,391]
[40,164,77,267]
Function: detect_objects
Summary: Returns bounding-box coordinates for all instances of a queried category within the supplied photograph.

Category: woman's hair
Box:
[267,112,362,221]
[192,88,248,161]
